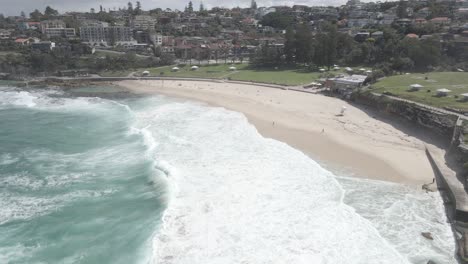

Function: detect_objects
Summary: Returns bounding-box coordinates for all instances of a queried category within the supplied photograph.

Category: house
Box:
[15,38,32,46]
[378,14,397,25]
[354,31,370,42]
[430,17,451,25]
[0,29,13,39]
[406,33,419,39]
[413,18,427,25]
[371,31,384,39]
[18,21,41,30]
[14,37,39,46]
[456,8,468,19]
[396,18,412,26]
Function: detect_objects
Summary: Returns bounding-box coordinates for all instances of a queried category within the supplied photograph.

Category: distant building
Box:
[430,17,451,25]
[131,15,158,30]
[80,26,134,45]
[79,19,109,28]
[406,33,419,39]
[0,29,13,39]
[18,21,41,30]
[45,28,76,38]
[40,20,66,33]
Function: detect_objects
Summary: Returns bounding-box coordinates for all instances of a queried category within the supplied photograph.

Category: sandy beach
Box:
[118,79,447,185]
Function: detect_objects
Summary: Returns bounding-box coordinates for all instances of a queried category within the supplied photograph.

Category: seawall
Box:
[351,91,461,138]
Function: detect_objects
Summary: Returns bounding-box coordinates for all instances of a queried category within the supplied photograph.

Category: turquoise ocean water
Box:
[0,87,457,264]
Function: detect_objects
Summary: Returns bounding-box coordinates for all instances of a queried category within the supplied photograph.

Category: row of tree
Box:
[251,22,465,74]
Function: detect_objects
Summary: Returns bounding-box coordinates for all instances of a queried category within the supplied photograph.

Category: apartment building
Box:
[80,26,133,44]
[45,28,76,38]
[131,15,157,30]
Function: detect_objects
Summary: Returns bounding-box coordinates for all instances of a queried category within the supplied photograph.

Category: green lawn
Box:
[372,72,468,110]
[99,63,368,86]
[140,64,353,86]
[99,70,134,77]
[229,68,322,86]
[146,64,247,79]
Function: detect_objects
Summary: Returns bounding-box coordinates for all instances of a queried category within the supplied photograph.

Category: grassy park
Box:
[120,63,361,86]
[371,72,468,110]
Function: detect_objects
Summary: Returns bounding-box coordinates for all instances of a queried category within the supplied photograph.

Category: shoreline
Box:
[117,79,446,185]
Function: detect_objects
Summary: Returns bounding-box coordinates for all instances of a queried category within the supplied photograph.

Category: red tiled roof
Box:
[406,33,419,38]
[431,17,450,21]
[15,38,29,43]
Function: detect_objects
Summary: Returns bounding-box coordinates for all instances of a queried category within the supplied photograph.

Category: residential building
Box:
[0,29,13,39]
[430,17,451,25]
[40,20,66,33]
[18,21,41,30]
[45,28,76,38]
[79,19,109,28]
[132,15,158,30]
[80,26,134,44]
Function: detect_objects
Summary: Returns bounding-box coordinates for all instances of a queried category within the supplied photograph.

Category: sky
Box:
[0,0,383,16]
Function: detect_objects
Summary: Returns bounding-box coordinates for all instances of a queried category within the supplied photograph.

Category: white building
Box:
[132,15,157,30]
[45,28,76,38]
[151,34,163,45]
[40,20,66,33]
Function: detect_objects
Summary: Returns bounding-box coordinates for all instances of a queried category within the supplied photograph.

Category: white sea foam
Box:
[0,91,37,107]
[129,99,451,264]
[0,153,20,165]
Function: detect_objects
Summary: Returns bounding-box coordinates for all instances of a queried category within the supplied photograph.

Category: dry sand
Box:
[118,79,447,185]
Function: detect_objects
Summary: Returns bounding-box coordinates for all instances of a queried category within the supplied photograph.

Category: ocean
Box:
[0,86,457,264]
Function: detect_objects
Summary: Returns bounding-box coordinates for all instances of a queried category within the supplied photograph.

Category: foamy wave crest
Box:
[0,90,38,107]
[0,88,122,114]
[131,99,411,264]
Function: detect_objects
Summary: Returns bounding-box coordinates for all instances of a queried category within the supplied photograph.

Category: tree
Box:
[396,0,408,18]
[135,1,142,15]
[315,23,338,70]
[20,11,26,18]
[90,8,95,14]
[44,6,59,17]
[260,12,294,29]
[284,26,295,64]
[251,0,257,9]
[188,1,194,13]
[295,24,314,65]
[100,5,103,12]
[127,2,134,14]
[29,9,43,21]
[200,2,205,12]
